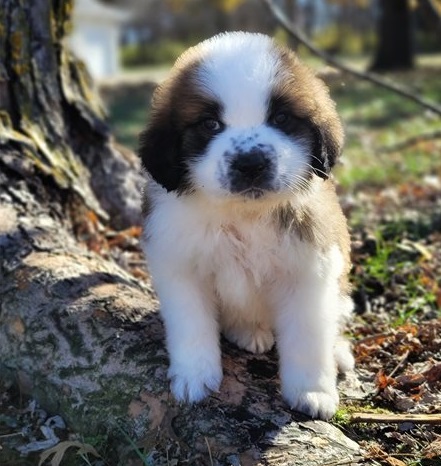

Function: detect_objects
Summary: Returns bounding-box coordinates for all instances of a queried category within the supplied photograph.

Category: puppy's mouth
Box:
[238,187,267,199]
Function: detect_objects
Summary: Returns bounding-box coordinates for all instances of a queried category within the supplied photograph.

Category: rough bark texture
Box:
[0,0,143,229]
[0,0,361,464]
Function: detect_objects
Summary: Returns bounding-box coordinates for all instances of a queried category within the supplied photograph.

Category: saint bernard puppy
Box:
[139,32,354,420]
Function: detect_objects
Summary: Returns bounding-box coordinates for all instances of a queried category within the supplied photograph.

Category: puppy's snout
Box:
[231,151,271,177]
[228,149,276,196]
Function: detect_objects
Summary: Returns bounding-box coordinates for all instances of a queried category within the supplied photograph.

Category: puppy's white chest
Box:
[219,224,277,279]
[207,221,285,310]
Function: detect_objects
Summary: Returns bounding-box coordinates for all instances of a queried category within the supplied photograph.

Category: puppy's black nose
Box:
[231,151,270,177]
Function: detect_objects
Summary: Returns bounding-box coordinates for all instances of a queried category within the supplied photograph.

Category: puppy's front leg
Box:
[155,275,222,403]
[274,280,340,420]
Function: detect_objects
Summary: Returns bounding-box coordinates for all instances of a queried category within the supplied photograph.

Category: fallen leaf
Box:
[365,443,407,466]
[376,369,395,390]
[423,363,441,385]
[107,226,142,247]
[85,210,99,226]
[396,324,418,337]
[395,373,426,391]
[131,267,150,279]
[38,441,100,466]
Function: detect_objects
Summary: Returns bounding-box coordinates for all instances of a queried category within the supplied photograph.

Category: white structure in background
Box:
[69,0,130,79]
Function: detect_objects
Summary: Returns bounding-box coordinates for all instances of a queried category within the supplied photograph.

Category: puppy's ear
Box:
[138,115,185,192]
[310,120,344,180]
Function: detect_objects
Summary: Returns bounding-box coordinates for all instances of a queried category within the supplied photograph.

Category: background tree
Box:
[370,0,415,71]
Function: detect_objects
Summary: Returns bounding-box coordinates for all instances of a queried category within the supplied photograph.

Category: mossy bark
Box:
[0,1,361,464]
[0,0,143,229]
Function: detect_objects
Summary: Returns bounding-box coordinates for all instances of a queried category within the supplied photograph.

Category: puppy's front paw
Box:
[224,325,274,354]
[168,358,223,403]
[282,387,339,420]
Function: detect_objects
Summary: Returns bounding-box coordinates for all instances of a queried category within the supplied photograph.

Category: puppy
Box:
[139,32,354,420]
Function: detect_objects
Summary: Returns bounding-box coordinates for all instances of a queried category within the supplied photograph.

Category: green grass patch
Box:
[330,66,441,190]
[332,404,391,427]
[351,225,439,324]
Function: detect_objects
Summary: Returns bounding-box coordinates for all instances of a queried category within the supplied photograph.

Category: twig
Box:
[350,413,441,424]
[262,0,441,118]
[205,436,214,466]
[388,350,409,378]
[0,432,24,438]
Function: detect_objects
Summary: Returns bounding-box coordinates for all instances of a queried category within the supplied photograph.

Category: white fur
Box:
[141,33,353,419]
[191,124,310,201]
[197,33,278,127]
[143,189,351,417]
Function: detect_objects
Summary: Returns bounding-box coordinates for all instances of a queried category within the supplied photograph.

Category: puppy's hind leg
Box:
[335,295,355,374]
[335,337,355,374]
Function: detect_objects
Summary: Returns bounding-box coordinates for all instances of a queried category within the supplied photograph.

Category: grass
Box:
[114,422,156,466]
[331,66,441,190]
[351,224,439,326]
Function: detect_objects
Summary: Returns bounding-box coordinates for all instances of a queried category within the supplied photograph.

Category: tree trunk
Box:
[418,0,441,42]
[0,0,361,463]
[370,0,415,71]
[0,0,143,230]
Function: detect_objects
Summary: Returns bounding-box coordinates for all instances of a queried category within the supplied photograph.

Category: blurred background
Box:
[68,0,441,192]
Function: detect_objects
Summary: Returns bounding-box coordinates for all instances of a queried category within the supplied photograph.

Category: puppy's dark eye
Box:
[201,118,223,133]
[271,111,291,127]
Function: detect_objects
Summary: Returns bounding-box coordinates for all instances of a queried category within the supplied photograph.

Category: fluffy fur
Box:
[139,32,354,420]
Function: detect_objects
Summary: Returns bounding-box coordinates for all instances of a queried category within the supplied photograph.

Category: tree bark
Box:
[0,0,361,464]
[370,0,415,71]
[421,0,441,37]
[0,0,143,230]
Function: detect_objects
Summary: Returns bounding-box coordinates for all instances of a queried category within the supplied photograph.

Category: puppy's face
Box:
[140,32,343,201]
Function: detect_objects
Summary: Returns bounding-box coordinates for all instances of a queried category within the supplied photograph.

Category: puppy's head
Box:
[139,32,343,200]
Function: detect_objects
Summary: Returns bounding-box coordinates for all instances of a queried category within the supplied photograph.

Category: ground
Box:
[1,58,440,465]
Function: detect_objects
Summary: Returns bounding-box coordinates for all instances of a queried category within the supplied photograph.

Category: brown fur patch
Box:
[148,48,214,129]
[272,46,344,151]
